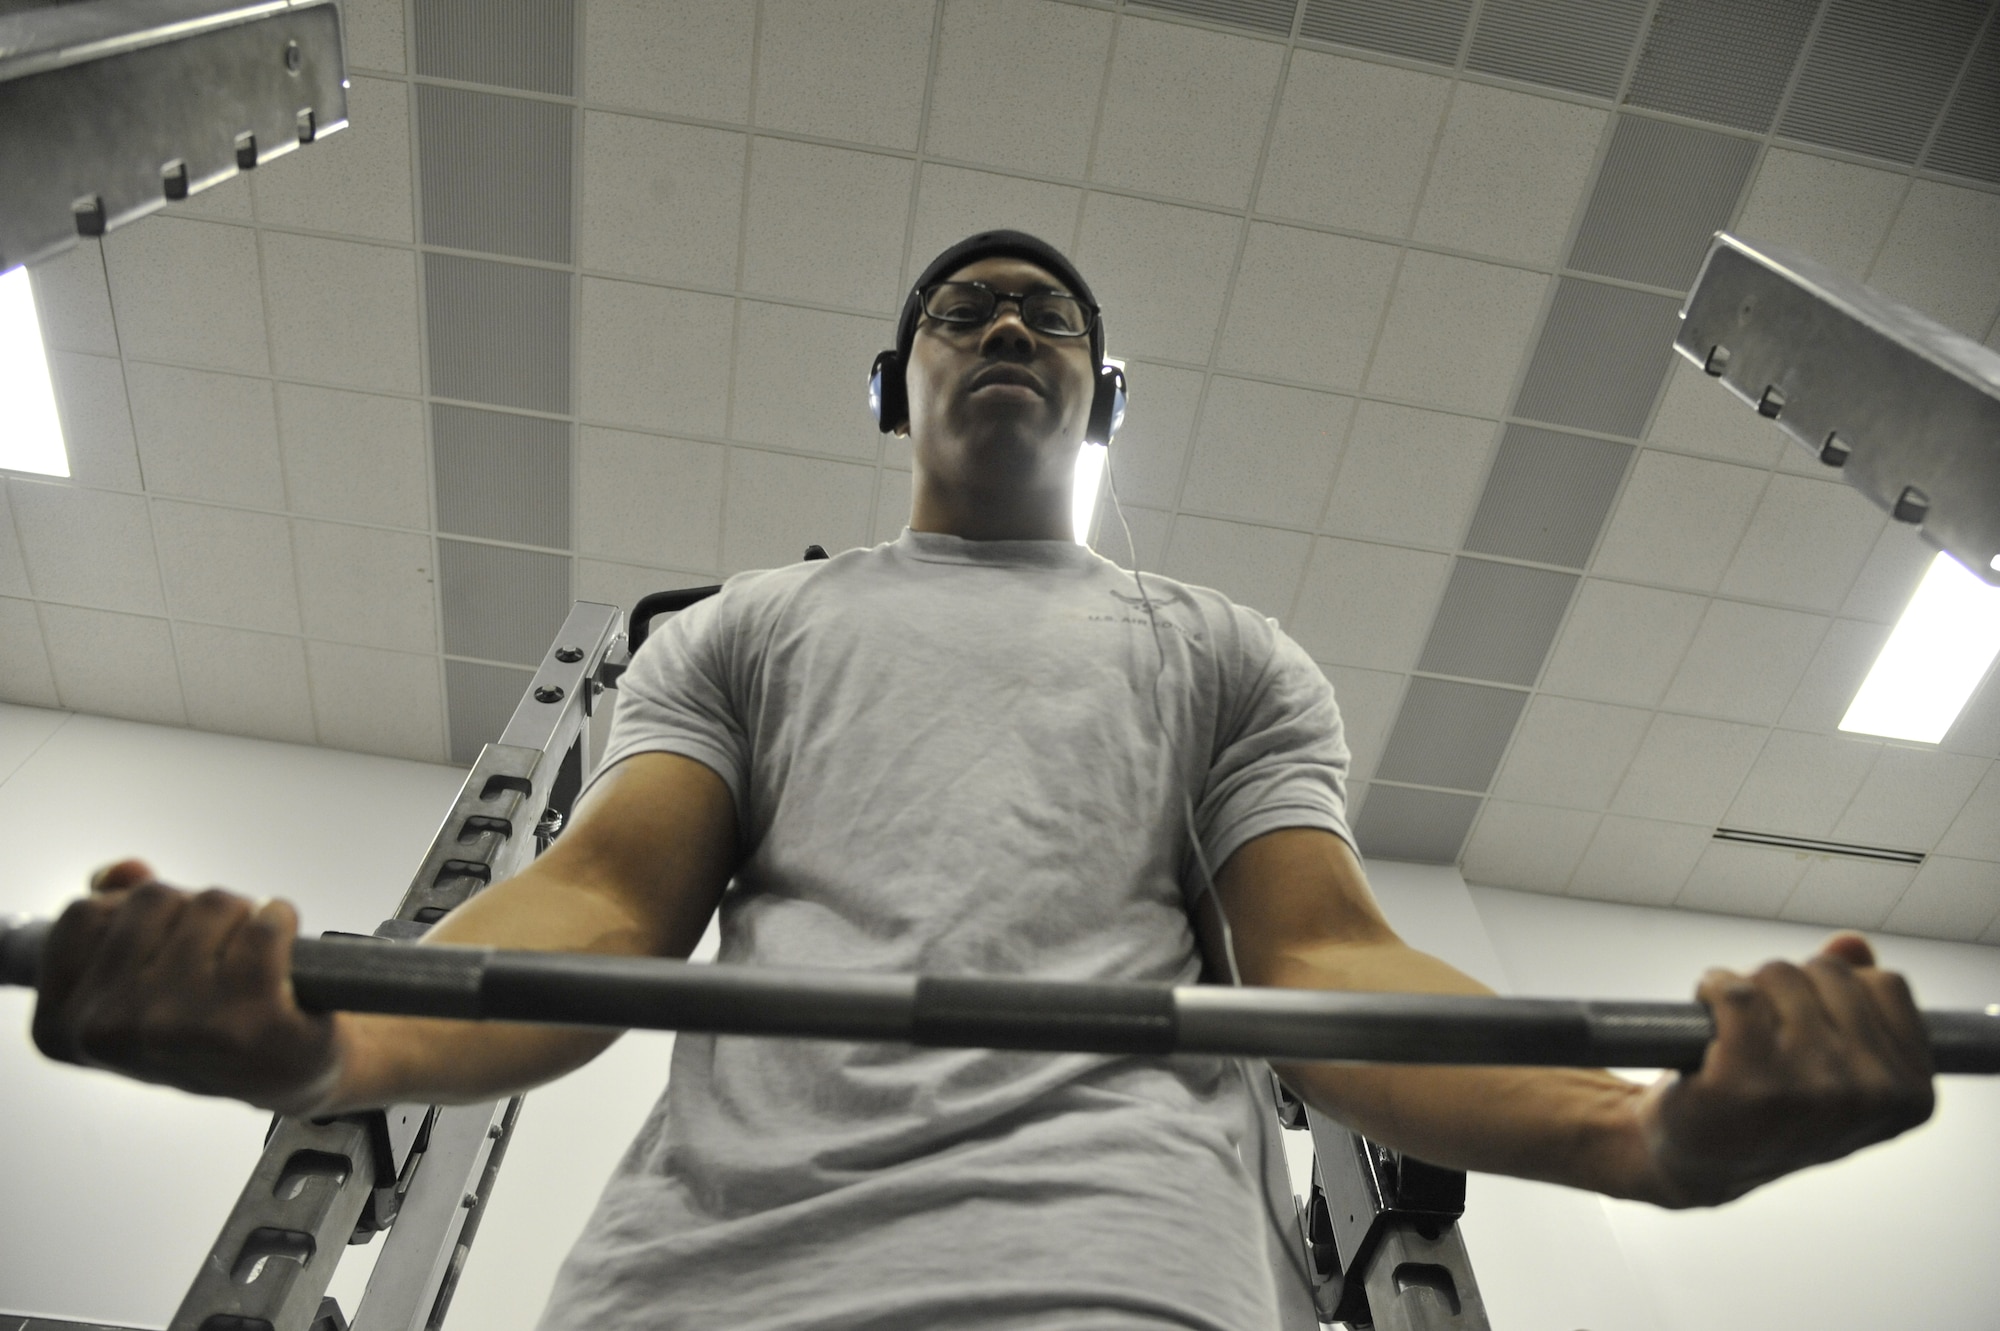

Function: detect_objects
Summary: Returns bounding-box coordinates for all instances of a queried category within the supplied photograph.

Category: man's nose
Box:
[977,307,1036,357]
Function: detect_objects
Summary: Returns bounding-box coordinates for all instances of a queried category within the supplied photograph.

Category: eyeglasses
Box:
[919,281,1096,338]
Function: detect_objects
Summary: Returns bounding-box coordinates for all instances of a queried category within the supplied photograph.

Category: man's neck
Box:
[909,474,1073,543]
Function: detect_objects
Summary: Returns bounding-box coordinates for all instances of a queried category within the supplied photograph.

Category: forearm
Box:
[1263,939,1663,1203]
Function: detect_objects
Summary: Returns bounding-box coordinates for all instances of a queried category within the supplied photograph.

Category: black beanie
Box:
[894,229,1104,365]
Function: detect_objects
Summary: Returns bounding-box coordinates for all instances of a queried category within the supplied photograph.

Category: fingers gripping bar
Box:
[6,919,1998,1072]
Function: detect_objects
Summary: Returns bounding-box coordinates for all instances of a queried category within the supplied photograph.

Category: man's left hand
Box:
[1639,932,1935,1207]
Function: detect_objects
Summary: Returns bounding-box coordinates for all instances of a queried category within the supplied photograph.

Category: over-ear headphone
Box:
[868,352,1128,448]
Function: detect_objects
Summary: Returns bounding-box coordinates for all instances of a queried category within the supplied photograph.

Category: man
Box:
[32,231,1934,1330]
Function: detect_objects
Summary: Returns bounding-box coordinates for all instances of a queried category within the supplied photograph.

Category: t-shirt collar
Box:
[895,527,1101,571]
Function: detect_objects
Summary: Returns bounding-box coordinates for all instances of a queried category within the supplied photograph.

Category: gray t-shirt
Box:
[541,529,1352,1330]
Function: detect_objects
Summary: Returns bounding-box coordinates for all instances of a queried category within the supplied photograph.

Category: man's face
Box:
[903,256,1097,488]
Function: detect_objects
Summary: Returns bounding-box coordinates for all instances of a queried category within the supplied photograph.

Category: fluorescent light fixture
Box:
[1840,551,2000,744]
[0,265,69,477]
[1071,357,1121,545]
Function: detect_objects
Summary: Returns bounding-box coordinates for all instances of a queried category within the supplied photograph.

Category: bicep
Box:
[1208,827,1403,988]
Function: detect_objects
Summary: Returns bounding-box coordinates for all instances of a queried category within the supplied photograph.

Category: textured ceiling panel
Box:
[1374,675,1530,790]
[1299,0,1472,65]
[445,658,535,766]
[417,85,573,264]
[438,538,572,666]
[1779,0,1987,164]
[433,404,571,550]
[1350,783,1485,863]
[1462,426,1633,569]
[424,254,572,414]
[415,0,575,96]
[1466,0,1647,99]
[1568,115,1760,291]
[1923,18,2000,184]
[1513,279,1683,438]
[1626,0,1817,132]
[1134,0,1300,37]
[1416,557,1580,685]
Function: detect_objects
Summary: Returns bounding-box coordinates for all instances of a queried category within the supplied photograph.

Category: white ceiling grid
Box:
[1,0,1997,940]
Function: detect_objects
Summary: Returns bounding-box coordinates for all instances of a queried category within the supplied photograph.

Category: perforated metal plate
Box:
[1514,278,1683,439]
[1568,115,1760,291]
[1466,0,1646,99]
[1299,0,1472,65]
[1462,426,1633,569]
[445,658,536,765]
[1778,0,1986,165]
[1416,558,1580,686]
[1351,783,1485,863]
[438,538,572,666]
[424,253,572,414]
[1626,0,1817,132]
[1925,24,2000,184]
[433,404,571,550]
[1133,0,1300,36]
[1374,675,1530,791]
[417,84,573,264]
[414,0,574,96]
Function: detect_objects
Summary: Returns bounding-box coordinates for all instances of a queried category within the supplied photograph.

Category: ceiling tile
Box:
[306,641,446,762]
[1092,16,1284,210]
[151,501,300,634]
[1935,763,2000,861]
[1611,712,1767,825]
[583,0,753,122]
[1462,800,1600,893]
[0,492,28,597]
[1539,579,1709,708]
[1299,0,1473,67]
[1104,361,1203,509]
[574,559,712,620]
[1492,695,1652,810]
[425,255,571,414]
[293,520,437,654]
[1733,149,1909,280]
[1778,0,1984,165]
[1257,52,1451,236]
[1461,426,1632,570]
[742,140,914,314]
[1840,521,1935,624]
[1779,857,1918,930]
[1319,663,1405,786]
[415,0,574,94]
[731,301,893,459]
[1376,677,1529,791]
[173,623,315,744]
[261,233,421,393]
[874,469,913,545]
[1158,515,1314,621]
[1567,116,1760,292]
[1217,223,1400,391]
[40,604,184,725]
[1927,20,2000,186]
[101,217,268,374]
[342,0,405,71]
[26,239,117,356]
[1590,451,1765,594]
[1646,359,1787,469]
[721,448,877,573]
[419,401,565,559]
[1725,730,1881,838]
[1570,815,1712,906]
[1416,558,1578,687]
[1780,617,1890,731]
[1943,670,2000,760]
[1662,600,1828,725]
[1181,377,1353,528]
[0,597,58,707]
[1351,783,1483,864]
[1098,503,1171,571]
[754,0,933,150]
[1074,194,1242,364]
[925,0,1111,178]
[276,385,429,530]
[1717,474,1884,612]
[1675,839,1807,918]
[1512,279,1683,439]
[1412,84,1606,268]
[580,114,745,289]
[255,75,413,242]
[47,353,140,491]
[444,658,535,765]
[124,361,284,508]
[576,427,725,571]
[438,540,570,666]
[1364,251,1548,417]
[1288,537,1452,670]
[8,482,163,615]
[1866,181,2000,339]
[906,166,1084,291]
[1625,0,1816,133]
[1834,748,1990,850]
[577,278,734,436]
[1321,402,1495,551]
[1881,856,2000,941]
[1466,0,1646,99]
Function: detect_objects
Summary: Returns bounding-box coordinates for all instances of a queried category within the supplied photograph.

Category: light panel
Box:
[1840,552,2000,744]
[0,266,69,478]
[1072,443,1106,545]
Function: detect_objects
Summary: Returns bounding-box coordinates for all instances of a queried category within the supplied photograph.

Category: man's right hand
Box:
[32,859,342,1115]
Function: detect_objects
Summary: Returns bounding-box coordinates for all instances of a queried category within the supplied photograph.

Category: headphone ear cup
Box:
[1085,363,1127,447]
[868,350,907,434]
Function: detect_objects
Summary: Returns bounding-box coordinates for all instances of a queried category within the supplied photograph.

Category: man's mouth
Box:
[968,365,1045,396]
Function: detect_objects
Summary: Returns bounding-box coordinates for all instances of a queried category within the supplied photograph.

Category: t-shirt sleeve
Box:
[585,588,752,827]
[1194,619,1354,872]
